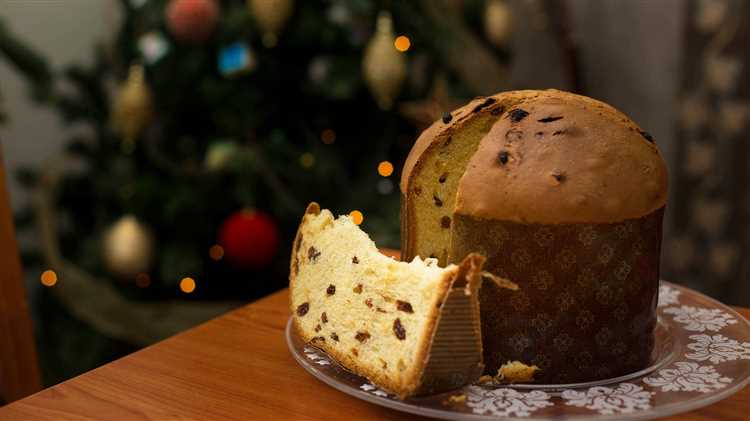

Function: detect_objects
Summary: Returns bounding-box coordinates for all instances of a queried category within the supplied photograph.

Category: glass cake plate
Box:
[286,281,750,420]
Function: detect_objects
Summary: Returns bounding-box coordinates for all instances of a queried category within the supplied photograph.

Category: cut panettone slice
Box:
[290,202,498,399]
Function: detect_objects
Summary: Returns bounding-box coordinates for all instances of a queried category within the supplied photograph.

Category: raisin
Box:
[393,319,406,340]
[433,195,443,207]
[365,298,373,308]
[321,312,328,323]
[296,302,309,316]
[376,307,387,313]
[314,324,322,332]
[538,116,563,123]
[308,246,321,262]
[498,151,509,165]
[326,284,336,296]
[552,171,566,183]
[352,256,359,264]
[508,109,529,122]
[440,216,451,228]
[354,284,363,294]
[639,130,655,143]
[355,331,371,343]
[472,97,496,113]
[491,107,504,116]
[442,111,453,123]
[396,300,414,313]
[438,173,447,183]
[331,332,339,341]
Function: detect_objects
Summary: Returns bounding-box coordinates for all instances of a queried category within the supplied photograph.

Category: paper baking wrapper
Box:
[451,208,664,383]
[415,278,484,395]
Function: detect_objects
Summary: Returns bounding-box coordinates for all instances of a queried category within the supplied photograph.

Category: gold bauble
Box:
[103,215,155,280]
[485,0,513,47]
[362,12,407,110]
[112,64,153,143]
[248,0,294,47]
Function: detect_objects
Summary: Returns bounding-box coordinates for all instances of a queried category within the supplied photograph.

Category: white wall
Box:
[0,0,118,211]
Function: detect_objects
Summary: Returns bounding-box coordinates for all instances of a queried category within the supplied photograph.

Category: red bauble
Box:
[165,0,220,44]
[218,210,280,269]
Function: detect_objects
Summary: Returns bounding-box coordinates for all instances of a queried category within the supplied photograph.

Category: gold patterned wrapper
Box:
[450,208,664,383]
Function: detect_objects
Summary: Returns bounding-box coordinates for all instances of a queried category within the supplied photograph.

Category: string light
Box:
[180,277,196,293]
[394,35,411,52]
[209,244,224,260]
[40,270,57,287]
[377,161,394,177]
[299,152,316,168]
[350,210,364,225]
[320,129,336,144]
[135,272,151,288]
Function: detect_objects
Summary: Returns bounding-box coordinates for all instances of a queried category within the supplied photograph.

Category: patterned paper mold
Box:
[453,209,664,383]
[288,281,750,421]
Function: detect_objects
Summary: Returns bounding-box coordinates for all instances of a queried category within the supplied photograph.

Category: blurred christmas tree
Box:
[2,0,512,384]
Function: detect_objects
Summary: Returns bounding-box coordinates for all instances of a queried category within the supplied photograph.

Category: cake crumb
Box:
[496,361,539,383]
[477,375,495,384]
[444,393,466,406]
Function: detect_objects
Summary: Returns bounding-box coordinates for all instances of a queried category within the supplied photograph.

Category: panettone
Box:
[400,89,668,383]
[290,203,510,398]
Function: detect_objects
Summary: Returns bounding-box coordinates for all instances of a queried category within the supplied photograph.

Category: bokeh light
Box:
[180,277,196,293]
[299,152,316,168]
[350,210,364,225]
[377,161,394,177]
[394,35,411,52]
[135,272,151,288]
[40,270,57,287]
[209,244,224,260]
[320,129,336,144]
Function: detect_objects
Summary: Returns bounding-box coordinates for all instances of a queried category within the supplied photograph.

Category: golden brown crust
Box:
[400,89,668,225]
[456,91,667,223]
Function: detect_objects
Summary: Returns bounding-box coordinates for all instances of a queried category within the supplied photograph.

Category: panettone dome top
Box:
[401,89,668,224]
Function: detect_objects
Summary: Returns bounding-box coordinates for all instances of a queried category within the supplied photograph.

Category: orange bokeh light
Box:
[40,270,57,287]
[377,161,394,177]
[394,35,411,52]
[350,210,364,225]
[180,277,196,293]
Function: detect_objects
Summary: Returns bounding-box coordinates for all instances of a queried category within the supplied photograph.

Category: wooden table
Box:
[1,290,748,420]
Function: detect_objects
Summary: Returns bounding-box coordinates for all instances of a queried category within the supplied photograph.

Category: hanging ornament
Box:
[138,31,170,65]
[103,215,155,280]
[112,64,153,147]
[485,0,513,47]
[218,210,280,269]
[248,0,294,48]
[362,12,407,110]
[218,42,256,77]
[166,0,220,44]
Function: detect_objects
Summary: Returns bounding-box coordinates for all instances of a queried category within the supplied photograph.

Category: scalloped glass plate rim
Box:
[286,281,750,421]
